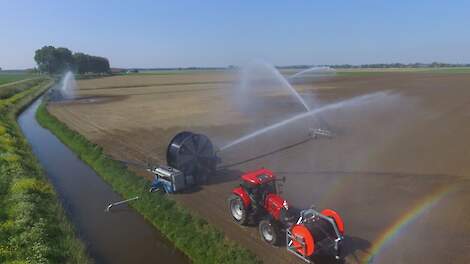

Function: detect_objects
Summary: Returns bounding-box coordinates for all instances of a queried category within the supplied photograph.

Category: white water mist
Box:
[289,66,336,79]
[220,91,392,151]
[60,71,77,99]
[237,60,312,112]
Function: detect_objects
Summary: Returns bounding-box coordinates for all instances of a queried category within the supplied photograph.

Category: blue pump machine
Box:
[149,165,194,193]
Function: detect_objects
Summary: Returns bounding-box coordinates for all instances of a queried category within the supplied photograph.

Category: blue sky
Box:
[1,0,469,69]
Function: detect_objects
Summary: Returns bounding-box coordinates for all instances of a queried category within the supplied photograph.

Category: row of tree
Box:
[34,46,110,74]
[276,62,470,69]
[323,62,470,69]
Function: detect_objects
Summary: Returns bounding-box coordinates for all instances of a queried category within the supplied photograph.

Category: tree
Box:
[73,53,110,74]
[35,46,111,74]
[73,52,89,74]
[55,47,74,70]
[34,46,74,74]
[35,46,58,73]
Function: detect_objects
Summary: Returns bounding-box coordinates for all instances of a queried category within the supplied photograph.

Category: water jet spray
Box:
[221,92,389,151]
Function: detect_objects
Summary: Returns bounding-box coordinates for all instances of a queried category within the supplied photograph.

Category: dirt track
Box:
[49,71,470,263]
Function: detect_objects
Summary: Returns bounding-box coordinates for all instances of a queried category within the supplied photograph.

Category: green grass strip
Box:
[336,67,470,76]
[36,101,261,264]
[0,79,91,264]
[0,74,39,86]
[0,78,50,99]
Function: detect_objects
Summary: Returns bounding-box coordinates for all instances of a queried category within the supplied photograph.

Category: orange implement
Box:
[291,224,315,257]
[321,209,345,235]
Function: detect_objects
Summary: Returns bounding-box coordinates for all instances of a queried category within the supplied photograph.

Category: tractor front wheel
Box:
[259,219,279,246]
[229,194,248,225]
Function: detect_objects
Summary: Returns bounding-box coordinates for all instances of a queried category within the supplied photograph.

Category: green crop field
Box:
[336,67,470,77]
[0,73,38,85]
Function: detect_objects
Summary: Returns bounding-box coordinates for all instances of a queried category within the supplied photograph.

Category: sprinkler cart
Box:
[107,131,218,210]
[228,168,344,262]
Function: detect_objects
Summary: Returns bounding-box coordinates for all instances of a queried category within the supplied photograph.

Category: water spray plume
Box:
[239,61,311,112]
[221,91,391,151]
[60,71,77,99]
[289,66,336,79]
[262,63,311,111]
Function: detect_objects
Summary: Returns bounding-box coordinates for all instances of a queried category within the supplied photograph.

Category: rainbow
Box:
[363,184,455,263]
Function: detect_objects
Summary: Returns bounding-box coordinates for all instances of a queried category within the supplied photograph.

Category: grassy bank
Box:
[0,78,50,99]
[36,102,260,264]
[0,80,91,263]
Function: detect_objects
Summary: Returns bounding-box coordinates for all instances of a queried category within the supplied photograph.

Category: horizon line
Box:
[2,61,470,72]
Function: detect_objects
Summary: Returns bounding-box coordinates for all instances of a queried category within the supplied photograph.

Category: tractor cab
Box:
[240,168,278,196]
[229,168,287,226]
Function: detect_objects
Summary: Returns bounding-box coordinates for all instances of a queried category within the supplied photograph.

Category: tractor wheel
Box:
[229,194,248,225]
[259,219,279,246]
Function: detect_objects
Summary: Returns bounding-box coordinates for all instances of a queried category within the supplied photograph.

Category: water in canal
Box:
[18,97,188,264]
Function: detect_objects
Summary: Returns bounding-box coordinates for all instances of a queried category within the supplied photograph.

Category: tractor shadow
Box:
[340,235,372,263]
[296,235,371,264]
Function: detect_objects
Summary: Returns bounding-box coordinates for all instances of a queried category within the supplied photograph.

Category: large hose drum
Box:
[166,131,217,183]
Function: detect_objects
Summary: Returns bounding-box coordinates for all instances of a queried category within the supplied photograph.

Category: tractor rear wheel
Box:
[259,219,279,246]
[229,194,248,225]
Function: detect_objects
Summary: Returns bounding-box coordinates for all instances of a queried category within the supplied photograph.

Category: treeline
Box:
[278,62,470,69]
[330,62,470,68]
[133,67,226,71]
[34,46,110,74]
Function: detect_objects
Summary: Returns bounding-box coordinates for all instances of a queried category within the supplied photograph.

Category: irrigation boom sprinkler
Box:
[309,128,333,139]
[105,196,140,212]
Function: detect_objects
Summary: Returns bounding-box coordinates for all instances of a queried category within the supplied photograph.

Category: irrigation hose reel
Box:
[166,131,219,183]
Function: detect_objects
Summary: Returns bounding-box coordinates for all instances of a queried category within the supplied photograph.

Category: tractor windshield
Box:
[261,180,276,194]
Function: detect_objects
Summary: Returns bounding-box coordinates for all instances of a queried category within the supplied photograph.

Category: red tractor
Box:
[228,168,345,262]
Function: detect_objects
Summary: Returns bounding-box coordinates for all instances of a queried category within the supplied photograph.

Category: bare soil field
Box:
[49,70,470,263]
